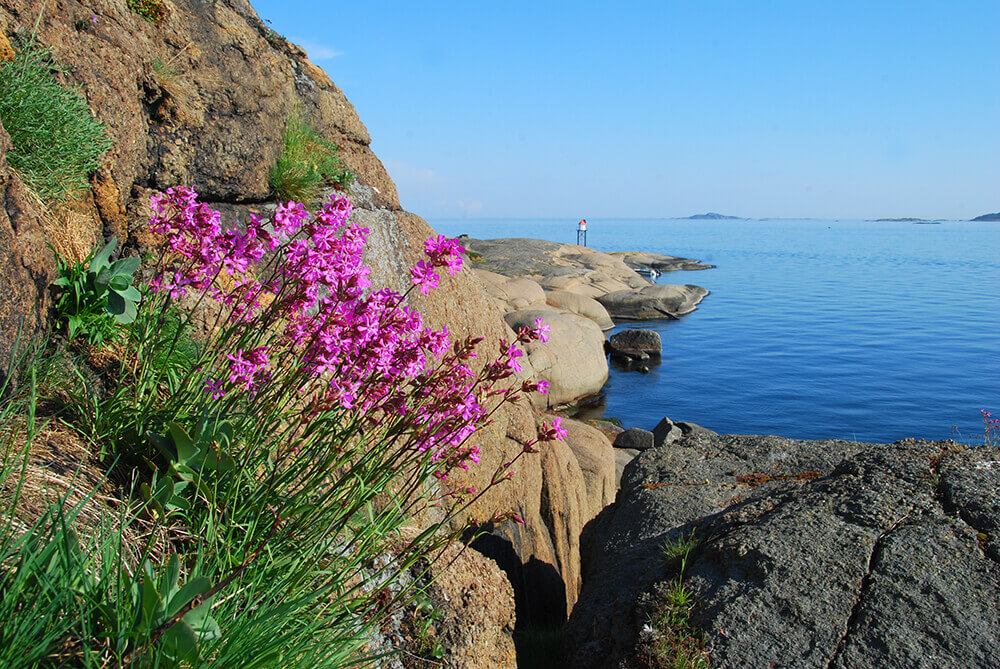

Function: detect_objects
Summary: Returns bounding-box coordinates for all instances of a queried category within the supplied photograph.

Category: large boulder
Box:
[597,284,710,320]
[566,434,1000,668]
[545,289,614,330]
[504,308,609,408]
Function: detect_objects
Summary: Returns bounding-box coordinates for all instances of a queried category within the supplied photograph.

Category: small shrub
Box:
[270,112,352,205]
[0,47,112,202]
[127,0,167,23]
[51,236,141,346]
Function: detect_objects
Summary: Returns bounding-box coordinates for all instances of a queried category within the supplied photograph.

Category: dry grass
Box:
[0,421,166,569]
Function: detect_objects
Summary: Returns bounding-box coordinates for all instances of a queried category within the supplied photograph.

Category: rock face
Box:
[0,0,618,636]
[0,122,50,384]
[566,433,1000,668]
[504,309,609,409]
[597,284,710,320]
[613,428,655,452]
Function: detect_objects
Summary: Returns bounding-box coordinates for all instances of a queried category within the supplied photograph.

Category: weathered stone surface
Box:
[562,418,617,522]
[673,420,718,440]
[474,269,547,312]
[613,428,655,451]
[609,329,661,355]
[0,122,51,385]
[597,284,710,320]
[405,542,518,669]
[566,435,1000,669]
[545,289,614,330]
[504,308,609,409]
[652,417,682,446]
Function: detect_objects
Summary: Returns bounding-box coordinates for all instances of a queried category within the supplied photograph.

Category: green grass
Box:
[640,531,709,668]
[647,582,709,668]
[0,47,112,202]
[270,112,352,205]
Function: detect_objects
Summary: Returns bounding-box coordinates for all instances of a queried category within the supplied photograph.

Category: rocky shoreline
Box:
[463,236,712,408]
[465,235,1000,668]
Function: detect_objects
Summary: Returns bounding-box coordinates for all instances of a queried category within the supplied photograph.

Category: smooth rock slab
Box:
[597,284,709,320]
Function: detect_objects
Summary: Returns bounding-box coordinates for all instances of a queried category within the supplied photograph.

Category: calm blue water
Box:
[431,217,1000,444]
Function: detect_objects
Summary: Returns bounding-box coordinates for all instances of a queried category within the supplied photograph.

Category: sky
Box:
[251,1,999,220]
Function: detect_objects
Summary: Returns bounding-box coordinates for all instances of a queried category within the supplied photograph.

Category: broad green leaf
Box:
[107,291,126,315]
[168,422,196,463]
[109,255,140,277]
[109,274,130,292]
[165,576,212,619]
[90,237,117,273]
[162,620,200,662]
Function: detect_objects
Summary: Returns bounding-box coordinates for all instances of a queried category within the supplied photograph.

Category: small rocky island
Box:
[972,212,1000,221]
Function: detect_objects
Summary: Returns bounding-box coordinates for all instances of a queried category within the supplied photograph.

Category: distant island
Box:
[971,212,1000,221]
[872,217,929,222]
[685,212,744,220]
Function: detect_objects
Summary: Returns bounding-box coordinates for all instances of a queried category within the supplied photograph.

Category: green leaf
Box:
[109,274,130,292]
[107,290,126,315]
[109,255,140,278]
[90,237,117,273]
[162,619,200,662]
[115,299,137,324]
[167,422,196,463]
[165,576,211,619]
[119,285,142,302]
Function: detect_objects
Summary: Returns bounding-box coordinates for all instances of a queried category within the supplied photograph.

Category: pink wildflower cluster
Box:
[148,189,564,475]
[983,409,999,448]
[410,235,465,294]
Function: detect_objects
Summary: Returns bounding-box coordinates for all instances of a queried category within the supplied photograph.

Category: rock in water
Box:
[652,417,682,446]
[504,309,609,408]
[608,329,662,355]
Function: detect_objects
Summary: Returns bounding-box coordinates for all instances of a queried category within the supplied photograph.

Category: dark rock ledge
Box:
[566,432,1000,668]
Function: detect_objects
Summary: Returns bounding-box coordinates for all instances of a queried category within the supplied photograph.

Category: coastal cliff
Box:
[0,0,615,661]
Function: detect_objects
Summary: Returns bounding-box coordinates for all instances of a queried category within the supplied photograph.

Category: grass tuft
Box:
[0,47,112,202]
[270,111,352,205]
[127,0,167,23]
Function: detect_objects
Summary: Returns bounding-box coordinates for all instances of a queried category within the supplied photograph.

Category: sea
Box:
[430,217,1000,445]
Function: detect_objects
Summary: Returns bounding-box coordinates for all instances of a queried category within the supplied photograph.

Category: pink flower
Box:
[533,317,551,343]
[410,260,440,294]
[204,378,225,400]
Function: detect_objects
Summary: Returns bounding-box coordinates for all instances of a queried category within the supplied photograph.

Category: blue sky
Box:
[252,1,999,219]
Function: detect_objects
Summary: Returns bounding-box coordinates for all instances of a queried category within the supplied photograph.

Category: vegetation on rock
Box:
[1,189,559,666]
[0,47,112,202]
[270,111,352,205]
